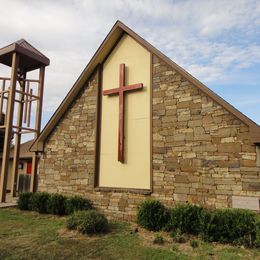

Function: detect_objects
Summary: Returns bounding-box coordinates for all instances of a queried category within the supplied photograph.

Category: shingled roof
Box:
[0,140,33,159]
[14,39,48,59]
[0,38,49,71]
[31,20,260,151]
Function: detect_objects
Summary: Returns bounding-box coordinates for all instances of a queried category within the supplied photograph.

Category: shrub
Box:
[67,213,81,230]
[200,208,256,247]
[47,194,67,215]
[30,192,50,214]
[67,210,109,234]
[167,203,204,235]
[17,192,34,210]
[254,217,260,248]
[190,240,199,248]
[136,200,170,231]
[153,233,164,245]
[65,196,92,215]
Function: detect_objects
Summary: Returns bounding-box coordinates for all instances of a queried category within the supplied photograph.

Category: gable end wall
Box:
[38,55,260,220]
[152,55,260,208]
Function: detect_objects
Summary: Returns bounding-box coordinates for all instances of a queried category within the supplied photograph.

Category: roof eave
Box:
[31,22,125,151]
[30,141,44,152]
[32,20,260,151]
[117,21,260,130]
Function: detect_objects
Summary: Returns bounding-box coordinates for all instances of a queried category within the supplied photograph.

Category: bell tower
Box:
[0,39,49,202]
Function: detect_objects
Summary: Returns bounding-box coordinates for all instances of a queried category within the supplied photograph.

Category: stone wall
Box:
[38,55,260,221]
[152,55,260,209]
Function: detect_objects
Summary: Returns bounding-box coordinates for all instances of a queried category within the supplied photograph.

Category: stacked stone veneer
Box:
[38,55,260,220]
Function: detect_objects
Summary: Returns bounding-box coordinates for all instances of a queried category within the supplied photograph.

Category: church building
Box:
[31,21,260,220]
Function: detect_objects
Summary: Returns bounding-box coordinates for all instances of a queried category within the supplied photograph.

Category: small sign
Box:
[232,196,259,211]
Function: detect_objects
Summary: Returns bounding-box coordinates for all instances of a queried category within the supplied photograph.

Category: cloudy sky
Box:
[0,0,260,141]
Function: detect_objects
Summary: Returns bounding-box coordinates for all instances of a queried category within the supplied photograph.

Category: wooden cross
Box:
[103,64,143,163]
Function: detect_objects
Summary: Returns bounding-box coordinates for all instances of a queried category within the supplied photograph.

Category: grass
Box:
[0,208,259,260]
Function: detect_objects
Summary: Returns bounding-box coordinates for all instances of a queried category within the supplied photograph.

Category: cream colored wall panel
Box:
[99,34,151,189]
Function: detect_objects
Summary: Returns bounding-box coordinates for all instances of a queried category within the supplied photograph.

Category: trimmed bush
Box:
[30,192,50,214]
[17,192,34,210]
[67,212,83,230]
[167,203,204,235]
[200,208,256,247]
[67,210,109,234]
[47,194,67,215]
[136,201,259,247]
[137,200,170,231]
[65,196,92,215]
[254,217,260,248]
[17,192,93,216]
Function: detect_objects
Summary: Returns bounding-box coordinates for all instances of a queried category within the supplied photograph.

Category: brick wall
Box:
[38,55,260,220]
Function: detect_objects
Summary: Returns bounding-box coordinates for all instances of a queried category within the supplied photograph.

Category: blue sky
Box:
[0,0,259,141]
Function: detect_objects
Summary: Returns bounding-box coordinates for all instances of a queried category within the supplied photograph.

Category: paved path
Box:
[0,196,17,208]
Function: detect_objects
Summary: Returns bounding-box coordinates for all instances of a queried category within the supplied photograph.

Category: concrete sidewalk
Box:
[0,195,17,208]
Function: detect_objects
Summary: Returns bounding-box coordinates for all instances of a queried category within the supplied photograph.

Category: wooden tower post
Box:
[0,39,49,202]
[30,66,45,192]
[0,53,19,202]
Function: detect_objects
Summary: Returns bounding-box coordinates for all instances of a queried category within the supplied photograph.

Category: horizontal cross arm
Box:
[124,83,143,92]
[103,87,120,96]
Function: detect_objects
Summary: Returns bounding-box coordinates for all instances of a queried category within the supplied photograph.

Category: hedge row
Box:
[137,200,260,248]
[17,192,92,215]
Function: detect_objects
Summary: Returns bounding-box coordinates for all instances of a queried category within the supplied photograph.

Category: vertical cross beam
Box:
[103,64,143,163]
[118,64,125,162]
[30,66,45,192]
[11,72,26,197]
[0,52,19,202]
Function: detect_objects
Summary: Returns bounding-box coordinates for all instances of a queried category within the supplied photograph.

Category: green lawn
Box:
[0,208,259,260]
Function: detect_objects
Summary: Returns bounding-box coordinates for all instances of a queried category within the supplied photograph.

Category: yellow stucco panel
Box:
[99,34,151,189]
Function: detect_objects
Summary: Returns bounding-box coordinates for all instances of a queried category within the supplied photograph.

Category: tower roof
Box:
[0,38,49,71]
